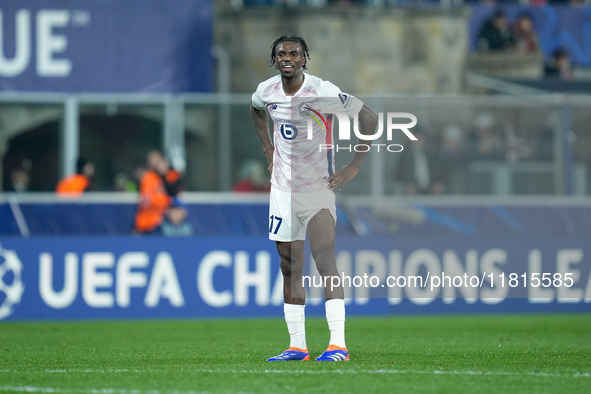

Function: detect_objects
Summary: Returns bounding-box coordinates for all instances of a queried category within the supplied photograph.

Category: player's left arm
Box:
[327,104,378,191]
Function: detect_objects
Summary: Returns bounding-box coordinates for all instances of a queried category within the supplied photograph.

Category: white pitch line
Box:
[0,387,142,394]
[0,387,212,394]
[1,368,589,378]
[44,369,142,374]
[198,369,591,378]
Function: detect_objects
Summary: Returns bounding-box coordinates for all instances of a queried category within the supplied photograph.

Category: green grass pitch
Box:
[1,314,590,393]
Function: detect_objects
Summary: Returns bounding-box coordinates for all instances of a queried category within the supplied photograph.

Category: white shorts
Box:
[269,185,337,242]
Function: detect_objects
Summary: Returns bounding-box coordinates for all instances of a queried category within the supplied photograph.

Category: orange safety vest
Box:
[134,170,171,232]
[165,169,181,184]
[56,174,90,196]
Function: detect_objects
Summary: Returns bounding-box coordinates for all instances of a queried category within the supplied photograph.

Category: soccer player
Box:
[250,35,378,362]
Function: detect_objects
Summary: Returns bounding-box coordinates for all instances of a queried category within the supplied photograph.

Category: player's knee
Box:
[280,258,304,278]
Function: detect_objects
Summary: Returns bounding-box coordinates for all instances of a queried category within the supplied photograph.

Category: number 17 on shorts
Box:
[269,215,283,235]
[269,186,298,242]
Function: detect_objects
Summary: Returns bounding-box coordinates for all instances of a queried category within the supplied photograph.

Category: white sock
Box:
[284,303,306,350]
[325,298,346,348]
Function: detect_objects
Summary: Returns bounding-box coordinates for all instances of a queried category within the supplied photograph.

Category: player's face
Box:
[274,41,305,79]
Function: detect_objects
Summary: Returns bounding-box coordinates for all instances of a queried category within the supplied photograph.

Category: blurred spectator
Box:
[467,113,504,161]
[113,172,137,192]
[56,158,95,196]
[161,198,194,237]
[477,10,515,51]
[502,109,531,163]
[134,150,171,235]
[162,158,183,197]
[7,158,31,192]
[512,13,539,53]
[8,169,30,193]
[439,123,464,162]
[436,123,466,194]
[544,49,574,80]
[395,129,445,195]
[232,160,271,192]
[534,111,559,161]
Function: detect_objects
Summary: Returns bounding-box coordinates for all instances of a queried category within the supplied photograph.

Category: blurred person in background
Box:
[8,169,30,193]
[512,13,539,54]
[436,123,467,194]
[160,197,194,237]
[161,156,184,197]
[232,160,271,192]
[7,158,32,193]
[159,154,190,236]
[56,158,95,196]
[133,150,171,235]
[477,10,515,52]
[395,128,445,195]
[544,48,574,80]
[113,172,137,192]
[535,111,560,161]
[467,113,504,162]
[502,109,531,163]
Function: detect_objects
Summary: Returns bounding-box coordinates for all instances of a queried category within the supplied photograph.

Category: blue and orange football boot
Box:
[315,345,350,361]
[266,347,310,361]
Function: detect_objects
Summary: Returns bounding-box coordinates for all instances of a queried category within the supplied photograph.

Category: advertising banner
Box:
[0,0,212,92]
[0,236,589,321]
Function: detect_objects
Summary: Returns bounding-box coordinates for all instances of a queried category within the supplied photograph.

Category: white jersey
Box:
[252,73,363,193]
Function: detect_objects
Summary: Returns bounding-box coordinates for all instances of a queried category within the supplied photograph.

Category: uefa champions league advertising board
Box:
[0,0,212,92]
[0,236,590,321]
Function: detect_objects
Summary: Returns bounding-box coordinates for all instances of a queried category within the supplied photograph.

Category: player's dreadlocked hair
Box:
[270,35,310,70]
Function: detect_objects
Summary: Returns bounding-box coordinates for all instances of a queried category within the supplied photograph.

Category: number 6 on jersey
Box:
[269,215,283,234]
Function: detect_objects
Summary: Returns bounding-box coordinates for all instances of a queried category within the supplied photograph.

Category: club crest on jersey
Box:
[339,93,350,106]
[297,101,313,116]
[280,123,298,140]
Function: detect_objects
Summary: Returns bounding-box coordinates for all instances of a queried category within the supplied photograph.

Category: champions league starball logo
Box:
[0,245,25,320]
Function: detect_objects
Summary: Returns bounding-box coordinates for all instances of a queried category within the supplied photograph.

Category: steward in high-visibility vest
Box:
[56,158,95,196]
[134,151,172,234]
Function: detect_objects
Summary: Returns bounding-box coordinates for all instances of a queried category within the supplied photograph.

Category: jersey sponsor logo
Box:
[280,123,298,140]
